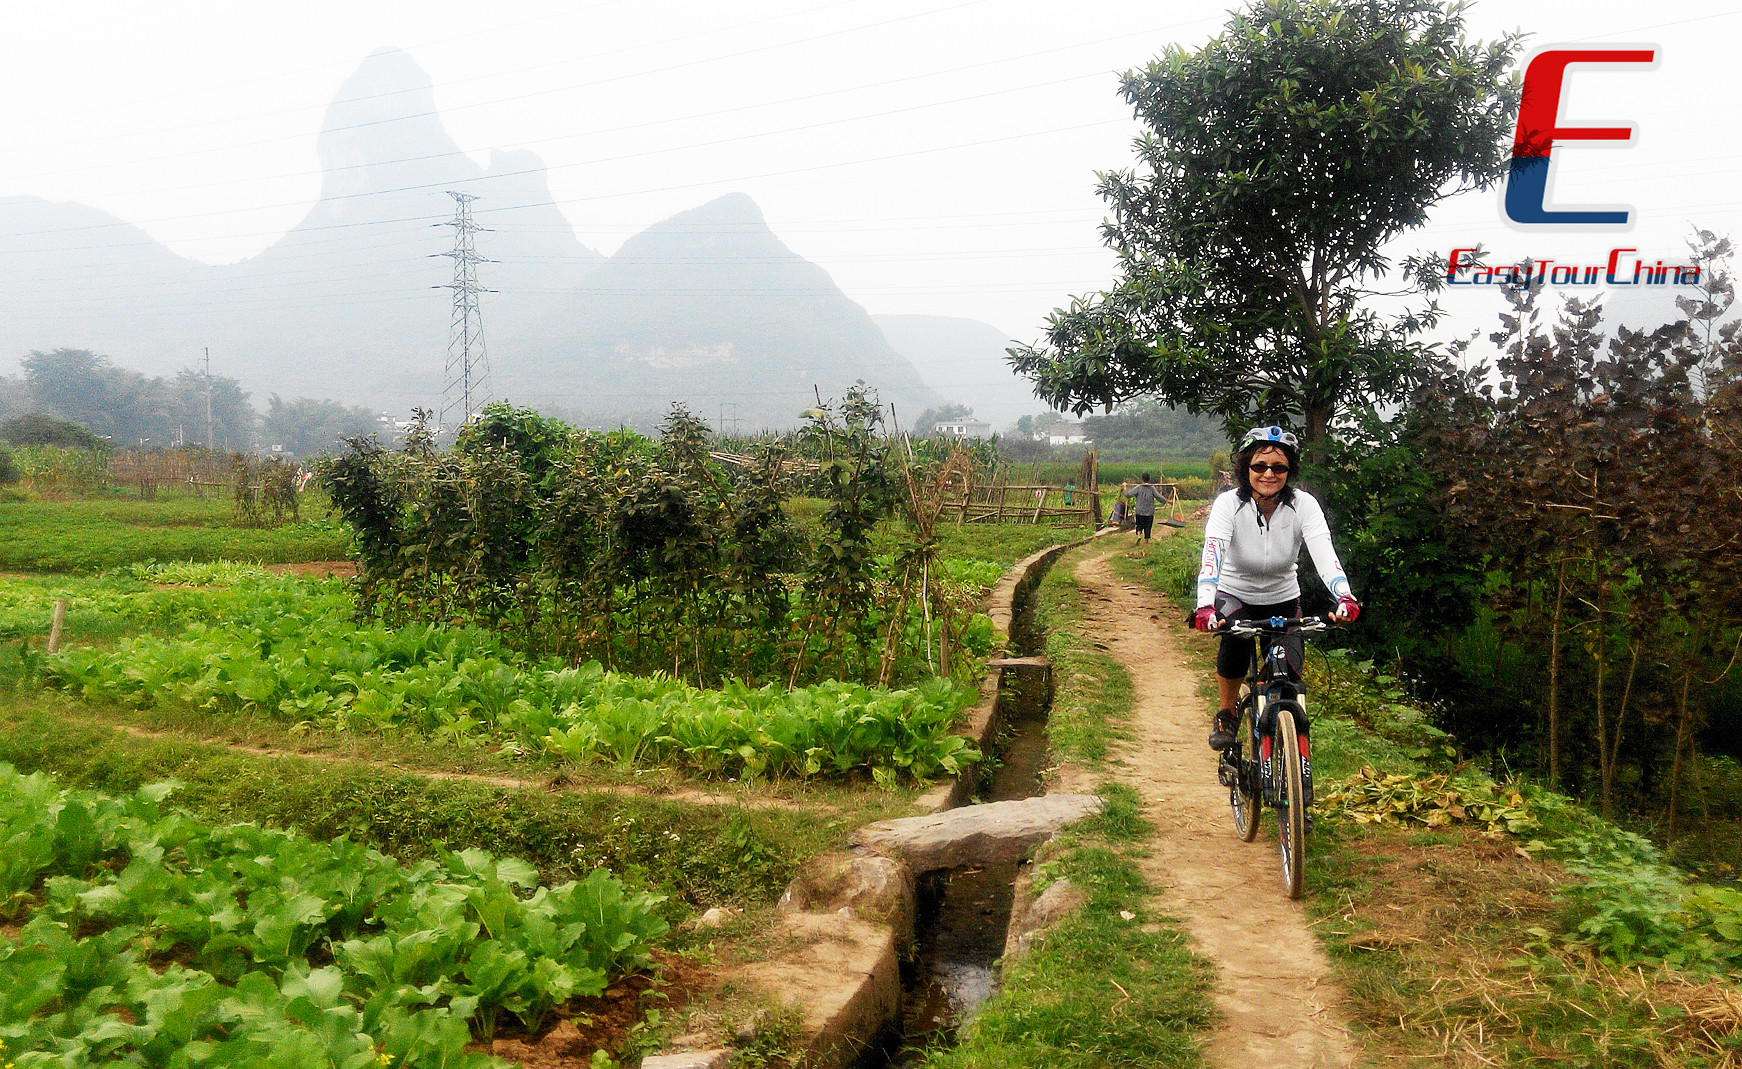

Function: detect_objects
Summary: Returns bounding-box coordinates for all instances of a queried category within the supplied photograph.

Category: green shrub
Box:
[11,445,107,495]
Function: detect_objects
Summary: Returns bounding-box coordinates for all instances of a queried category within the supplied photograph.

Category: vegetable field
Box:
[45,571,981,783]
[0,766,664,1068]
[0,404,1070,1065]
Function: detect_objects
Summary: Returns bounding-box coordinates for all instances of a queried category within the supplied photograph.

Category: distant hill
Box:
[0,49,941,428]
[192,47,603,411]
[871,314,1047,431]
[501,194,940,431]
[0,197,219,374]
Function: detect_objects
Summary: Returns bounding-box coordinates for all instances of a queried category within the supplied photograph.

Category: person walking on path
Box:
[1125,472,1162,543]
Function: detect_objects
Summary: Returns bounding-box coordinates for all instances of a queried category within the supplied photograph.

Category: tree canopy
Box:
[1010,0,1519,452]
[263,395,383,458]
[14,348,254,450]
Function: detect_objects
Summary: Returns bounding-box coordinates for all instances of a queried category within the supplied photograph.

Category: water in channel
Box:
[880,606,1054,1066]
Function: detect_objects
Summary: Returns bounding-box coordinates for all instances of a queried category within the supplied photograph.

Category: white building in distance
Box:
[936,417,994,440]
[1041,420,1090,445]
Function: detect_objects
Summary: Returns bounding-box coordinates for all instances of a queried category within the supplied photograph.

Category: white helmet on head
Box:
[1234,425,1299,498]
[1238,425,1298,451]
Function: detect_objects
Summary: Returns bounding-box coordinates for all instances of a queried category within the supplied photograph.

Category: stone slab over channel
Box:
[851,794,1104,873]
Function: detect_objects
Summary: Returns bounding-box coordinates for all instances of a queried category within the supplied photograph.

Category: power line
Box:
[0,116,1130,244]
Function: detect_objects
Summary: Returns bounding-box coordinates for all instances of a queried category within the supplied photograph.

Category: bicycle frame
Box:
[1217,615,1330,898]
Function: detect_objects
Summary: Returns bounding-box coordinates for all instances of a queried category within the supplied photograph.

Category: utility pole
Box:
[202,348,214,451]
[436,192,492,430]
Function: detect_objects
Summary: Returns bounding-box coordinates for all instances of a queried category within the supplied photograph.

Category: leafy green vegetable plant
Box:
[0,763,668,1066]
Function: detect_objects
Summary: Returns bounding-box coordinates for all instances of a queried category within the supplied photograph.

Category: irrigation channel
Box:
[877,594,1056,1066]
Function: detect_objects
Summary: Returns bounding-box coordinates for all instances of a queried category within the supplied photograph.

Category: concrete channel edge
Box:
[646,530,1111,1068]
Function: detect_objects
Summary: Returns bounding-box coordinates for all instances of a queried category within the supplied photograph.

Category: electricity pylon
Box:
[437,191,492,429]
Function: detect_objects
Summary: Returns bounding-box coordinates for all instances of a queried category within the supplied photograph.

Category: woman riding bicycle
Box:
[1192,426,1359,750]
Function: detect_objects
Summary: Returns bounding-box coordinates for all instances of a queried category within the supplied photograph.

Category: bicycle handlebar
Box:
[1217,615,1334,635]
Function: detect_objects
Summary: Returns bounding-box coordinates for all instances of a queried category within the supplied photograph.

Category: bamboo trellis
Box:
[106,450,236,498]
[947,482,1100,527]
[940,447,1105,528]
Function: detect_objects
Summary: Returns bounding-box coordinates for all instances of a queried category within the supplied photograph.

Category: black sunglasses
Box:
[1248,462,1290,475]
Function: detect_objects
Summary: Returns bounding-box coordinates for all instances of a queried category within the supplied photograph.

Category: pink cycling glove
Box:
[1336,596,1360,622]
[1192,606,1220,631]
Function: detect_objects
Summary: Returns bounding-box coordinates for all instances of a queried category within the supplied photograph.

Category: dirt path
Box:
[98,721,829,813]
[1056,545,1360,1069]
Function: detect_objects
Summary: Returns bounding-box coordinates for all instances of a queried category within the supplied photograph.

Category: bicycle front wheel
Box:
[1230,695,1261,842]
[1272,701,1307,899]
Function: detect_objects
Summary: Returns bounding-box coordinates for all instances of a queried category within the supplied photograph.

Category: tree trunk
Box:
[1666,666,1694,845]
[1545,560,1568,790]
[1301,402,1334,468]
[1601,638,1640,820]
[1592,560,1612,818]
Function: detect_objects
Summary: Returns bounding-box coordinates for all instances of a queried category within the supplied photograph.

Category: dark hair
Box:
[1141,472,1152,482]
[1234,439,1298,506]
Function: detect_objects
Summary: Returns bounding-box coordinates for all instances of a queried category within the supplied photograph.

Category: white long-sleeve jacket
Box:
[1196,488,1351,608]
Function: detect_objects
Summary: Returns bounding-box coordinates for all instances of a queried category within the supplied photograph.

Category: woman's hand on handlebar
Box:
[1191,606,1221,631]
[1330,596,1360,624]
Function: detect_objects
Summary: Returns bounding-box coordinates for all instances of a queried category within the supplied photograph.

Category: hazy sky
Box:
[2,0,1738,346]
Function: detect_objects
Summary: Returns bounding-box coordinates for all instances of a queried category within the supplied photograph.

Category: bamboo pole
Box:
[47,598,67,654]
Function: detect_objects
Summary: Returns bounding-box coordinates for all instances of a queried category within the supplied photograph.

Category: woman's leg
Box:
[1218,674,1241,712]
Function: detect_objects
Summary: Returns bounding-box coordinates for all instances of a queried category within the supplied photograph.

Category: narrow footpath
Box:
[1053,544,1361,1069]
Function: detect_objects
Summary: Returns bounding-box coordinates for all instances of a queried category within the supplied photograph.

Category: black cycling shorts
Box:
[1215,596,1303,681]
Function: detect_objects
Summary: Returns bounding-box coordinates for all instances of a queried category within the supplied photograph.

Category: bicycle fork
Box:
[1259,705,1314,810]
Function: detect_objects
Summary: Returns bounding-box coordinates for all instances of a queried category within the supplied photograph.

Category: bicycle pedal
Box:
[1217,761,1236,788]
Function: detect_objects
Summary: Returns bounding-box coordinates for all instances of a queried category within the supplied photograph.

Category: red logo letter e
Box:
[1506,49,1655,226]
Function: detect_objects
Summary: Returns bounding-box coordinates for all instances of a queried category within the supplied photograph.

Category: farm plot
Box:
[0,495,349,572]
[0,560,979,1065]
[0,764,665,1068]
[32,568,983,785]
[0,403,1079,1065]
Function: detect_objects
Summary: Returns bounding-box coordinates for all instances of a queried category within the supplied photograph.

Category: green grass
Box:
[921,522,1084,568]
[1006,460,1214,486]
[921,785,1214,1069]
[0,494,349,571]
[1032,563,1130,767]
[1109,520,1201,606]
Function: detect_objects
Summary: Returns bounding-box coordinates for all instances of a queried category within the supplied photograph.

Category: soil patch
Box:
[477,951,707,1067]
[265,561,357,579]
[1057,545,1360,1069]
[1331,828,1563,956]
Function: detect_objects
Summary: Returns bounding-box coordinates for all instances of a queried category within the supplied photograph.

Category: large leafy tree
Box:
[1010,0,1519,453]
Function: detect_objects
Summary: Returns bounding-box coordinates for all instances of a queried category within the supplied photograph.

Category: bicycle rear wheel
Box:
[1272,701,1307,899]
[1229,695,1261,841]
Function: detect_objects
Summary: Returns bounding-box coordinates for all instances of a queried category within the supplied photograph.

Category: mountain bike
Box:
[1214,615,1331,899]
